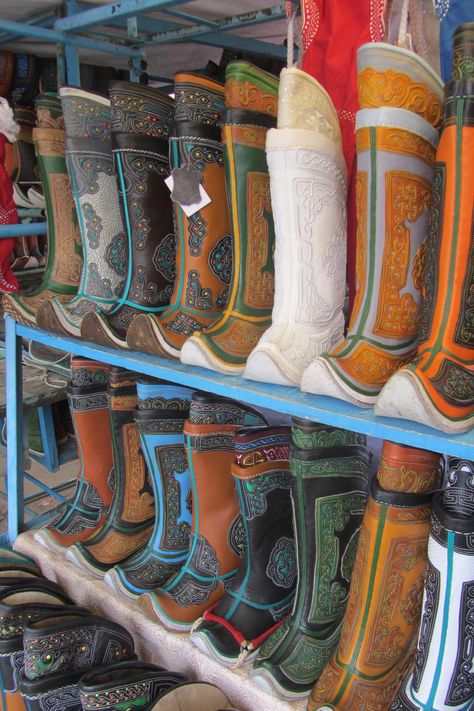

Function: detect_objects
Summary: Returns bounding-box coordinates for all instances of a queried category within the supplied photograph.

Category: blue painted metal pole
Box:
[64,0,81,86]
[0,20,143,58]
[5,317,24,545]
[37,406,59,473]
[146,5,286,43]
[0,223,47,238]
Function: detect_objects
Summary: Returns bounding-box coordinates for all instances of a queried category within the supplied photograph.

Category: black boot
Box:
[190,425,296,667]
[19,610,135,711]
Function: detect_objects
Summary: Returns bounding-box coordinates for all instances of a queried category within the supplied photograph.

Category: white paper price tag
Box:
[165,175,211,217]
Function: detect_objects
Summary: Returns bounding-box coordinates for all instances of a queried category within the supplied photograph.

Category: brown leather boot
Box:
[307,442,441,711]
[139,392,269,631]
[3,128,83,325]
[66,368,154,577]
[126,73,230,358]
[180,62,279,374]
[34,358,114,552]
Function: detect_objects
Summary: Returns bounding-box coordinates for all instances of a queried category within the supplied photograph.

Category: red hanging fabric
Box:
[301,0,385,308]
[0,130,19,293]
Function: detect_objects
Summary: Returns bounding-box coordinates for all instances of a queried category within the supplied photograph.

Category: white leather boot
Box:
[243,126,347,385]
[244,67,347,386]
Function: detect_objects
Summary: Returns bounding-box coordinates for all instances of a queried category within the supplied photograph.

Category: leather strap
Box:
[112,132,168,157]
[371,479,433,507]
[443,79,474,126]
[221,108,277,129]
[171,120,221,141]
[65,136,112,154]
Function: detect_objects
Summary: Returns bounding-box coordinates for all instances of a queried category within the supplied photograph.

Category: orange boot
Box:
[376,35,474,433]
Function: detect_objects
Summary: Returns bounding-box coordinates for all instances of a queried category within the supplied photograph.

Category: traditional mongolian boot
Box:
[34,358,114,552]
[2,128,83,325]
[139,393,269,631]
[250,419,371,701]
[37,88,126,338]
[147,681,232,710]
[107,80,174,138]
[0,581,73,707]
[301,44,444,406]
[34,94,64,131]
[190,425,296,667]
[126,74,230,358]
[180,63,278,374]
[376,42,474,433]
[19,611,135,711]
[104,379,194,599]
[66,369,154,577]
[307,442,441,711]
[391,457,474,711]
[78,661,186,710]
[80,133,175,347]
[80,83,176,348]
[244,68,347,386]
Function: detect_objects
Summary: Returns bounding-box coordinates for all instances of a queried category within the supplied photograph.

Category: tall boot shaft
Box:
[251,420,371,700]
[245,67,347,386]
[139,394,269,630]
[376,74,474,432]
[391,457,474,711]
[302,43,444,407]
[180,99,278,372]
[308,442,441,711]
[80,83,176,348]
[126,74,230,358]
[86,132,175,340]
[34,358,114,551]
[36,136,127,335]
[3,128,83,324]
[66,369,153,575]
[104,380,194,598]
[190,425,295,667]
[108,80,174,138]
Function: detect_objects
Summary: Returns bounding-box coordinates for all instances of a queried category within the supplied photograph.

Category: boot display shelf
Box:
[5,316,474,545]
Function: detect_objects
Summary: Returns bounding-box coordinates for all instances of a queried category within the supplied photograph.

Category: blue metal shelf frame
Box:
[0,1,291,80]
[5,315,474,544]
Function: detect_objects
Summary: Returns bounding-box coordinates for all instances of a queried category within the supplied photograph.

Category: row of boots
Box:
[0,548,238,711]
[3,28,472,436]
[32,357,474,709]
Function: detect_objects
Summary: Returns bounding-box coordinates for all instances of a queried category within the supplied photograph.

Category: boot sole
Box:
[250,668,311,701]
[103,568,141,601]
[33,529,69,554]
[180,336,245,375]
[126,314,180,359]
[36,300,81,338]
[81,312,128,349]
[65,545,106,579]
[190,629,259,669]
[301,356,377,406]
[139,593,195,632]
[375,369,474,434]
